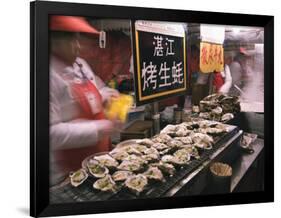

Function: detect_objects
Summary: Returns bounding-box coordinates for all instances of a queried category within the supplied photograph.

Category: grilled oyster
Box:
[194,142,212,150]
[93,154,119,169]
[173,149,191,163]
[69,169,88,187]
[125,174,148,194]
[160,124,177,135]
[152,142,169,151]
[143,166,164,181]
[93,175,117,192]
[181,146,200,159]
[136,138,154,147]
[152,133,172,144]
[174,136,193,145]
[161,155,187,166]
[166,139,183,149]
[109,150,129,161]
[87,160,109,178]
[121,146,143,155]
[134,144,149,153]
[112,170,134,182]
[150,161,176,176]
[190,132,214,145]
[117,160,143,172]
[124,154,147,165]
[142,153,159,163]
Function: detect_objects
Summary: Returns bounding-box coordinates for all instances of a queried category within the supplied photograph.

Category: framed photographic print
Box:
[30,1,274,217]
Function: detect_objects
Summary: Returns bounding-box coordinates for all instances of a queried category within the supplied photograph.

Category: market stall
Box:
[49,20,264,203]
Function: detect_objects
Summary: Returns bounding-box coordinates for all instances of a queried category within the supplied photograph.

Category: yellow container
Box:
[105,94,134,122]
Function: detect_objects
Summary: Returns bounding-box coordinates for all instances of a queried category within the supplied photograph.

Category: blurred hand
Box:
[95,119,123,138]
[100,88,120,104]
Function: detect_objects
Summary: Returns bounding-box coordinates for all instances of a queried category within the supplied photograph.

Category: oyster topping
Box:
[93,175,117,192]
[143,167,164,181]
[125,174,148,193]
[117,160,143,172]
[161,155,187,165]
[124,154,147,165]
[69,169,88,187]
[174,149,191,163]
[87,161,109,178]
[93,154,119,169]
[112,171,134,182]
[181,146,200,159]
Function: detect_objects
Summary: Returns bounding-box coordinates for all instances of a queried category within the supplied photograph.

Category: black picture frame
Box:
[30,1,274,217]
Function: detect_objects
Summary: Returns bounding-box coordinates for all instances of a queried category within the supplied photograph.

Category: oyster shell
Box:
[194,142,213,150]
[150,161,176,176]
[190,132,214,145]
[152,133,172,143]
[87,160,109,178]
[93,154,119,169]
[173,149,191,163]
[181,146,200,159]
[124,154,147,165]
[136,138,154,147]
[160,124,177,135]
[93,175,117,192]
[112,170,134,182]
[174,126,190,137]
[109,150,129,161]
[69,169,88,187]
[125,174,148,194]
[166,139,183,149]
[117,160,143,172]
[221,113,234,122]
[211,106,223,115]
[121,146,143,155]
[174,136,193,145]
[143,166,164,181]
[152,142,169,151]
[161,155,187,166]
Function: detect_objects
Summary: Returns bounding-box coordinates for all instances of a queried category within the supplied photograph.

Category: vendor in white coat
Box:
[49,16,120,185]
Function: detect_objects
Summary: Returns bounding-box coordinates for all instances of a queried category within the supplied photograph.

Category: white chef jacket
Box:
[49,56,115,185]
[219,64,232,94]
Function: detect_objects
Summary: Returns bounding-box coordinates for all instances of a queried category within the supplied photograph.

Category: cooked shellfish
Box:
[87,160,109,178]
[69,169,88,187]
[93,175,117,192]
[143,166,164,181]
[93,154,119,169]
[112,170,134,182]
[125,174,148,194]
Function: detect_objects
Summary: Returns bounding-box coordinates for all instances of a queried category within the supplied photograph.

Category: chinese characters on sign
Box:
[134,28,186,105]
[199,42,224,73]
